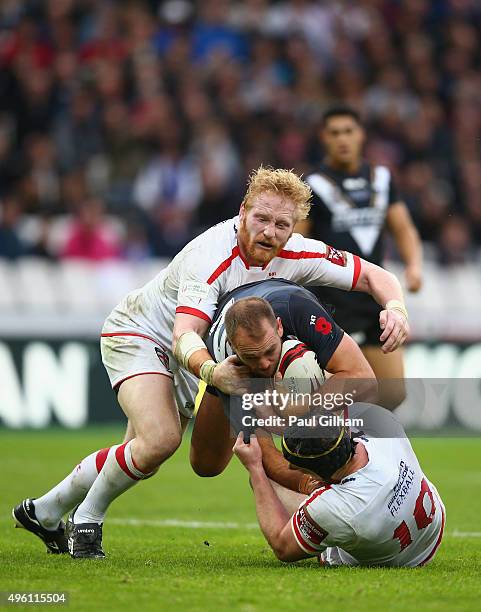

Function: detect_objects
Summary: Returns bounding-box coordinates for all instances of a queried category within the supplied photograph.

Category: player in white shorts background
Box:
[233,404,445,568]
[13,166,409,559]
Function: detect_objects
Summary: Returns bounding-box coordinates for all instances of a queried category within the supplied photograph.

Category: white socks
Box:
[34,447,111,530]
[73,440,149,525]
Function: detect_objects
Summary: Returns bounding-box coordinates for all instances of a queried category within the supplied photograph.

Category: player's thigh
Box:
[117,373,182,451]
[190,390,234,476]
[361,345,406,410]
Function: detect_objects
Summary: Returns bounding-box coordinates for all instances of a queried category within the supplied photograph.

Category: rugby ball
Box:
[275,338,325,395]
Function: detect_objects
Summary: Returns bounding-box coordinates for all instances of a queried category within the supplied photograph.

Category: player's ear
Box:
[276,317,283,337]
[239,202,246,220]
[358,125,366,145]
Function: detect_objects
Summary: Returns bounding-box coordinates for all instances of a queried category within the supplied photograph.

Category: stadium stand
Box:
[0,0,480,263]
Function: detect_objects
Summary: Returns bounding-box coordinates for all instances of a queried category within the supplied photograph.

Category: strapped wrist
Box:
[174,331,207,369]
[200,359,217,386]
[385,299,408,320]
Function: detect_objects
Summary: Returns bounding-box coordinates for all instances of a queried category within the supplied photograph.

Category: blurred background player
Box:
[298,106,423,409]
[233,405,445,567]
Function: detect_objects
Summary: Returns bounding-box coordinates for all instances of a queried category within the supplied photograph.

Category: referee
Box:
[299,106,422,409]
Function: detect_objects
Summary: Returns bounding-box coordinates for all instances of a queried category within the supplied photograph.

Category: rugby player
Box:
[190,280,377,485]
[233,405,446,567]
[299,106,422,409]
[13,167,408,558]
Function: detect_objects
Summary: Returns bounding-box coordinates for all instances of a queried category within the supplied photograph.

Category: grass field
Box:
[1,427,480,611]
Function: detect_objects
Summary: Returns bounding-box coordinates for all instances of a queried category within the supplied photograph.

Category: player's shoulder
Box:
[370,163,392,183]
[303,484,349,527]
[305,162,331,180]
[284,232,328,254]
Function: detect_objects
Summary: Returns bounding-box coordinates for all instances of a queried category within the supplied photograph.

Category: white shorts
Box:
[100,331,199,419]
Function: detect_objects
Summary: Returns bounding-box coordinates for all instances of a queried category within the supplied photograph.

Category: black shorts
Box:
[344,316,381,347]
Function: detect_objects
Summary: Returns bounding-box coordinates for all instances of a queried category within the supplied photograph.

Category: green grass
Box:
[1,428,480,611]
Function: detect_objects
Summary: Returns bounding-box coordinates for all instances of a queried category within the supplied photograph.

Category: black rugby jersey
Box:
[206,279,344,370]
[305,162,398,334]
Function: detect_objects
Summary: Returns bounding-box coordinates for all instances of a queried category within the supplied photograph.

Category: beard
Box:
[238,217,283,266]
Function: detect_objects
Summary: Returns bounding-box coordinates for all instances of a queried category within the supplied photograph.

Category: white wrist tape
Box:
[385,299,408,320]
[174,331,207,369]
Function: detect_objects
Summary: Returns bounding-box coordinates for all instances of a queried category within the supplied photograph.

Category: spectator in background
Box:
[133,122,202,256]
[438,215,474,266]
[0,0,480,263]
[0,195,26,259]
[61,197,123,261]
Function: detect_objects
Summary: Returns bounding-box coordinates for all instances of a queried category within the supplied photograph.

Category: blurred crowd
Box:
[0,0,480,265]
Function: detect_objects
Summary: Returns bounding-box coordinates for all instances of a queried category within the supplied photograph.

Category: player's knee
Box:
[378,382,406,411]
[136,430,182,471]
[190,449,228,477]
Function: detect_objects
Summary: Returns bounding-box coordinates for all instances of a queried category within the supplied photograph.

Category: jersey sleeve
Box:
[291,496,329,555]
[286,292,344,369]
[287,235,362,291]
[175,246,226,324]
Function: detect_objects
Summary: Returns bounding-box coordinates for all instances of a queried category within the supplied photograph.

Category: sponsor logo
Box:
[325,245,347,267]
[343,177,368,191]
[297,506,328,546]
[179,281,210,301]
[155,347,170,371]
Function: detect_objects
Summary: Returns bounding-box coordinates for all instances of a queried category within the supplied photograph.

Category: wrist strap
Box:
[200,360,217,386]
[385,299,408,320]
[174,331,207,369]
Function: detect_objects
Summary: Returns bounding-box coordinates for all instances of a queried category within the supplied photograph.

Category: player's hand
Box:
[379,309,409,353]
[405,265,422,293]
[298,472,324,495]
[233,432,263,470]
[212,355,251,395]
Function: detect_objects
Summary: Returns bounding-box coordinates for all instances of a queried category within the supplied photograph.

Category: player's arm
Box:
[297,235,409,352]
[172,246,251,394]
[257,434,323,495]
[288,293,376,398]
[353,258,409,353]
[172,313,251,395]
[233,433,311,562]
[386,202,423,293]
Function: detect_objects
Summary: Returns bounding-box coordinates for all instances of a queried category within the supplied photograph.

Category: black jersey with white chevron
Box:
[305,162,398,336]
[306,162,398,263]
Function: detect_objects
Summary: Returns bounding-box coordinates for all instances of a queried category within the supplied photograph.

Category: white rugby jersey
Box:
[291,435,446,567]
[102,216,361,344]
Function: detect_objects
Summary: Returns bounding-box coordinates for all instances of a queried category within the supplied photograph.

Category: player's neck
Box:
[324,156,362,175]
[331,442,368,482]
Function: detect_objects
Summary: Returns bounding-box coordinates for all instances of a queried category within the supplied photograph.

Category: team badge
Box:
[155,346,171,371]
[326,245,347,267]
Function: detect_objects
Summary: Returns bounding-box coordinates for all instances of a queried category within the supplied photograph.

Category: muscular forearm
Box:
[186,348,214,378]
[259,436,309,492]
[249,465,291,552]
[361,264,404,308]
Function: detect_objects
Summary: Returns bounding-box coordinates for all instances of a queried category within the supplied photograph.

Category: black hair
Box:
[282,424,357,481]
[321,105,362,128]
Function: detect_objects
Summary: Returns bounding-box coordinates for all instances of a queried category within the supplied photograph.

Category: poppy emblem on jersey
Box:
[326,245,347,267]
[155,346,170,371]
[315,317,332,335]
